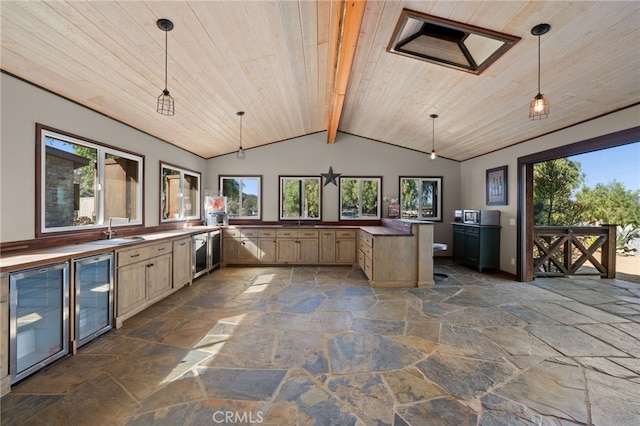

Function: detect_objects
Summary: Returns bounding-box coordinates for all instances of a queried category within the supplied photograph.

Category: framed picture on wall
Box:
[486,165,508,205]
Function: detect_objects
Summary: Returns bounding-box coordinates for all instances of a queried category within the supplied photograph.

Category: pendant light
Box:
[156,19,175,116]
[429,114,438,160]
[529,23,551,120]
[236,111,245,160]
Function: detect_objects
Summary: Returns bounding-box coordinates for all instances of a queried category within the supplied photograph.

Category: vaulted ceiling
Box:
[2,1,639,161]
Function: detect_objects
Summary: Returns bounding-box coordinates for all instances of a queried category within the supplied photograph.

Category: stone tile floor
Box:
[2,261,639,425]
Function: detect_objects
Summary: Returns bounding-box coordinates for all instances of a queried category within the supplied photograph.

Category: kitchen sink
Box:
[84,236,146,245]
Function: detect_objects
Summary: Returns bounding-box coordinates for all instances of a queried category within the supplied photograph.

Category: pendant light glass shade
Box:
[156,19,175,116]
[529,23,550,120]
[429,114,438,161]
[236,111,245,160]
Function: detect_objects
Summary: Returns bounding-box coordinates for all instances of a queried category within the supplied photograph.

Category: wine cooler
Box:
[9,262,70,384]
[74,253,114,348]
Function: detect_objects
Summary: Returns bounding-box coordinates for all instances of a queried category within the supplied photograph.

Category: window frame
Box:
[219,175,262,220]
[279,176,322,221]
[399,176,443,222]
[160,162,201,223]
[339,176,382,220]
[36,124,144,236]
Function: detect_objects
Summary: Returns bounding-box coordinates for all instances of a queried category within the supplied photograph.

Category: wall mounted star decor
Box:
[322,166,340,186]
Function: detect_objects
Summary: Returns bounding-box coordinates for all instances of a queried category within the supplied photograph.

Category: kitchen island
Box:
[359,219,435,288]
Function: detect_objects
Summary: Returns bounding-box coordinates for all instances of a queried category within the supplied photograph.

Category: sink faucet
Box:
[104,217,129,239]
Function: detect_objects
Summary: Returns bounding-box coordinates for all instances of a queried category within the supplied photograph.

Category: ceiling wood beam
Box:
[326,0,366,144]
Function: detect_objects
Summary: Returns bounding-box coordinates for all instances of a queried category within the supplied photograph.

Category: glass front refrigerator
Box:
[74,253,114,348]
[9,261,69,384]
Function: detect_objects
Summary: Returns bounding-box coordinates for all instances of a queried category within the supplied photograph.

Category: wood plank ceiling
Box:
[1,1,639,161]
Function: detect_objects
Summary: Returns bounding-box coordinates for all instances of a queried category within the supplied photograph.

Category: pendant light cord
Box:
[164,29,168,91]
[537,34,541,94]
[432,117,435,151]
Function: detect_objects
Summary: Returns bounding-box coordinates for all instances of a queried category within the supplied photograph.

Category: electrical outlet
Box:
[509,218,516,226]
[511,258,516,265]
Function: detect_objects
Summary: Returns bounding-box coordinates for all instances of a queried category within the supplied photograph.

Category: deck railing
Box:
[533,225,617,278]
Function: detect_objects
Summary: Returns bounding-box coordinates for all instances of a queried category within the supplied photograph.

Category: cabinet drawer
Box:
[148,241,172,257]
[277,229,297,238]
[117,246,150,267]
[336,230,356,239]
[359,240,372,257]
[465,227,480,236]
[360,231,373,247]
[240,229,259,238]
[223,229,242,238]
[298,229,318,239]
[258,229,277,238]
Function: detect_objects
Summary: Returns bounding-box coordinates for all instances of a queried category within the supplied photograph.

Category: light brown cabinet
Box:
[223,229,259,264]
[258,229,277,263]
[358,221,434,288]
[276,229,318,264]
[115,241,172,327]
[320,230,356,264]
[0,272,9,397]
[172,237,192,288]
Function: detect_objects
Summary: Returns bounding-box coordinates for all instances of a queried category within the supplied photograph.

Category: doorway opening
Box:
[517,127,640,282]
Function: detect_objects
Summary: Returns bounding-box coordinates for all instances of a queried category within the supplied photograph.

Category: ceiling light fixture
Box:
[529,23,551,120]
[429,113,438,160]
[156,18,174,116]
[236,111,245,160]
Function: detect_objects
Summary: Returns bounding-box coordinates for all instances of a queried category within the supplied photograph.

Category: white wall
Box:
[206,132,461,250]
[460,105,640,275]
[0,73,208,242]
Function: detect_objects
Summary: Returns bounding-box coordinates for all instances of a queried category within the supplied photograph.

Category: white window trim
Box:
[160,163,201,223]
[339,177,382,220]
[40,128,143,234]
[279,176,322,221]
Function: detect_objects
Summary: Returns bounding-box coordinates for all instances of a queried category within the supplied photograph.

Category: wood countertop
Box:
[0,226,219,273]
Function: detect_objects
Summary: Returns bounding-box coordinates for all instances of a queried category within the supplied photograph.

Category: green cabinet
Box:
[452,224,500,272]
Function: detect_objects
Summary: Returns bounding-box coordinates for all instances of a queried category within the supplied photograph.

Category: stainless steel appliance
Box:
[74,253,114,348]
[209,230,221,270]
[454,210,463,222]
[9,262,70,384]
[193,232,209,278]
[463,209,500,225]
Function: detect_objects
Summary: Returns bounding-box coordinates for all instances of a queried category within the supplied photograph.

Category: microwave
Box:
[463,210,500,225]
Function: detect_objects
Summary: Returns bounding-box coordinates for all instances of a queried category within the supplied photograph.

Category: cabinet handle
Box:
[158,247,166,251]
[179,242,186,246]
[147,263,154,267]
[130,253,141,258]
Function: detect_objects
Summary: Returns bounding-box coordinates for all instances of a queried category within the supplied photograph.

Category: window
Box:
[399,177,442,221]
[339,177,381,220]
[161,163,201,222]
[37,124,143,235]
[279,176,321,221]
[219,176,261,219]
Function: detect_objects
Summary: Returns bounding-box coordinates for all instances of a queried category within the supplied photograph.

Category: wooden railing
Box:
[533,225,617,278]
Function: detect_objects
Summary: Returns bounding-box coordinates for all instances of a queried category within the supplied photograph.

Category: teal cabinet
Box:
[452,224,500,272]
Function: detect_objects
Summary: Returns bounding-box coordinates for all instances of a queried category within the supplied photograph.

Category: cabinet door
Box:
[147,253,172,300]
[452,226,465,262]
[238,238,259,263]
[259,239,277,263]
[298,239,319,263]
[117,262,147,315]
[319,231,336,263]
[172,238,192,288]
[464,228,480,265]
[277,239,298,263]
[222,238,240,263]
[336,238,356,264]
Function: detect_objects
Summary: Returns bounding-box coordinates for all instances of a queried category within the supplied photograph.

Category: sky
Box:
[568,142,640,192]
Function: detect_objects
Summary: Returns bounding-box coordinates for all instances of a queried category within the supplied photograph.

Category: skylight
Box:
[387,9,520,75]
